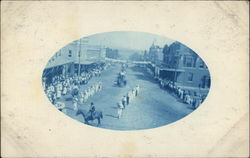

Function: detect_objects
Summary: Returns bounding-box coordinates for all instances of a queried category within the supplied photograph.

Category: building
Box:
[43,38,106,81]
[143,41,210,96]
[144,43,164,78]
[148,43,164,64]
[159,41,210,94]
[85,45,106,62]
[105,48,119,59]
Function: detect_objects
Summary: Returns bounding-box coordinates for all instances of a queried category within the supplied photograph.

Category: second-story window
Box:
[199,60,205,68]
[185,57,193,67]
[68,50,72,57]
[187,72,193,81]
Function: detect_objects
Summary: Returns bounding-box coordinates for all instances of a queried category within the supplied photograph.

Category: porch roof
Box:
[159,68,185,72]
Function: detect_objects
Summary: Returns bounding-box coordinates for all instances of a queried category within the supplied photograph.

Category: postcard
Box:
[1,1,249,157]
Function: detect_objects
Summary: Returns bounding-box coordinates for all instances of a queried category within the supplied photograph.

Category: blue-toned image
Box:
[42,31,211,130]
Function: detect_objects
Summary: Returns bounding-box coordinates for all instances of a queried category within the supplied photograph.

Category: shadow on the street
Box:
[134,74,157,84]
[111,106,118,109]
[64,107,75,111]
[105,114,117,118]
[130,66,146,72]
[65,97,73,101]
[112,83,127,88]
[130,66,157,84]
[112,84,119,87]
[187,106,195,110]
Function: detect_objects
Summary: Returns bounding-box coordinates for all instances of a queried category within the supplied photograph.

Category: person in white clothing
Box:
[72,97,78,111]
[135,85,140,96]
[79,92,84,104]
[56,89,61,99]
[117,101,124,119]
[62,86,67,95]
[122,96,127,108]
[132,89,136,98]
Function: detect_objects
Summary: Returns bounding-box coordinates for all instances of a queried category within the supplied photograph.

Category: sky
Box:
[79,31,175,51]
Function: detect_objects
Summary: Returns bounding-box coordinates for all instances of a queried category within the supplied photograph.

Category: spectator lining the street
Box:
[43,65,105,112]
[158,78,205,109]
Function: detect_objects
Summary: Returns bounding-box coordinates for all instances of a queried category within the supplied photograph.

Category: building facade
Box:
[44,39,106,80]
[148,43,164,64]
[160,41,210,90]
[105,48,119,59]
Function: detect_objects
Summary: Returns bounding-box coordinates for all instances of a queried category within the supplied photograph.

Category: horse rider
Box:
[89,102,96,119]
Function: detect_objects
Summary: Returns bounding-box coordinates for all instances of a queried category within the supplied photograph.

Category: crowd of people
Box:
[159,79,206,109]
[43,65,106,109]
[117,85,140,119]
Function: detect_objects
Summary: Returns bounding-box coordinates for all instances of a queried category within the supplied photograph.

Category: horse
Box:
[76,109,103,126]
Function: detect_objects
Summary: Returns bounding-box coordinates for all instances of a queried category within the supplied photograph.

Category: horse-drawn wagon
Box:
[115,71,127,87]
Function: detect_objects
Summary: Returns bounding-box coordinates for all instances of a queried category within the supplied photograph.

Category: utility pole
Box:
[173,50,180,87]
[78,38,81,76]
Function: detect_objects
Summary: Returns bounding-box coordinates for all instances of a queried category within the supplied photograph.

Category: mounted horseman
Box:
[76,102,103,126]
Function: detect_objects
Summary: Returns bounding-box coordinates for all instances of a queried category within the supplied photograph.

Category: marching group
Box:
[159,79,206,109]
[117,85,140,119]
[71,82,103,110]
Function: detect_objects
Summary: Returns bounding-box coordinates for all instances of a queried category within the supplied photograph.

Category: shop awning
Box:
[159,68,185,72]
[45,61,72,69]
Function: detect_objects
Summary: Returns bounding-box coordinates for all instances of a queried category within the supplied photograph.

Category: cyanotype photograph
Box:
[42,31,211,130]
[2,1,249,157]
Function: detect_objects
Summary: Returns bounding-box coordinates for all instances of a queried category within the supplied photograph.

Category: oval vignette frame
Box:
[42,31,211,130]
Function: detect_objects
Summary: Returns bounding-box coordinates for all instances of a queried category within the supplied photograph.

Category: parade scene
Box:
[42,31,211,130]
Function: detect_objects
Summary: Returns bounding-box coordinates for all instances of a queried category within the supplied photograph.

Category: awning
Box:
[76,59,94,65]
[159,68,185,72]
[45,61,73,69]
[176,85,210,91]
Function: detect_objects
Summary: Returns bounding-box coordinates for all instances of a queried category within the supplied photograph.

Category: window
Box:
[68,50,72,57]
[183,56,193,67]
[185,57,193,67]
[174,58,178,68]
[187,73,193,81]
[199,60,205,68]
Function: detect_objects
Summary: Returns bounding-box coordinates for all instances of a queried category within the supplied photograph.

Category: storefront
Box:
[159,68,184,82]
